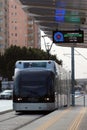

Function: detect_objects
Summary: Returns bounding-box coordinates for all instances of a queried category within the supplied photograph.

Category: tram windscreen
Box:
[14,70,55,102]
[20,77,47,97]
[24,62,47,68]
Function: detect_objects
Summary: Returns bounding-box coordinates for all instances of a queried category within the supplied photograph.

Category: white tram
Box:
[13,60,71,112]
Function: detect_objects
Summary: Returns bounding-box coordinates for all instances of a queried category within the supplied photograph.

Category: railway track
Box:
[0,110,45,130]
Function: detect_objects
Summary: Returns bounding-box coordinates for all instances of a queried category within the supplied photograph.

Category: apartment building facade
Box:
[0,0,8,54]
[0,0,41,54]
[27,15,41,48]
[8,0,41,48]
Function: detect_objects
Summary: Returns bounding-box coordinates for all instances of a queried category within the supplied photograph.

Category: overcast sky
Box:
[41,31,87,79]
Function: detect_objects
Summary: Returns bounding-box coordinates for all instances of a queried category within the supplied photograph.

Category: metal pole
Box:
[84,95,85,107]
[71,47,75,106]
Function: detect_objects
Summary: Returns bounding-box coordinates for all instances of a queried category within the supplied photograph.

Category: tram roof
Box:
[20,0,87,48]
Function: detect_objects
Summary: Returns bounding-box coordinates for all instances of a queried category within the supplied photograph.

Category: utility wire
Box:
[75,49,87,60]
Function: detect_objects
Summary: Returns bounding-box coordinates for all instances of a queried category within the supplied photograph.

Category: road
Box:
[0,111,44,130]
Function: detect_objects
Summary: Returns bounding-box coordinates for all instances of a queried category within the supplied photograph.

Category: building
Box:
[0,0,41,54]
[27,15,41,48]
[8,0,41,48]
[76,78,87,93]
[0,0,8,54]
[8,0,28,47]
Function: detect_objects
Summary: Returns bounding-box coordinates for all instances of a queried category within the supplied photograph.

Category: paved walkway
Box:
[0,100,12,112]
[18,95,87,130]
[17,106,86,130]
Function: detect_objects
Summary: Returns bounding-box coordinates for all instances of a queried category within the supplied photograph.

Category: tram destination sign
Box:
[53,30,84,43]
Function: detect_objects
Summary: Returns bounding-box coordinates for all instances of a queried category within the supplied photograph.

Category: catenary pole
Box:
[71,47,75,106]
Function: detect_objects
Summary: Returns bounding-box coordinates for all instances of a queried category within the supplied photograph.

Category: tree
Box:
[0,45,62,80]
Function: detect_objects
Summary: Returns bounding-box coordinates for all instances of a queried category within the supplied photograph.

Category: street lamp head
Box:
[42,35,48,37]
[46,44,50,51]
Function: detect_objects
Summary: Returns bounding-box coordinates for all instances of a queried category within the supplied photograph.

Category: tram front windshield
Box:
[14,71,55,102]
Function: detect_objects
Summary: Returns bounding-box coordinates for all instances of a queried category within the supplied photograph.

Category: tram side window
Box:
[54,64,57,75]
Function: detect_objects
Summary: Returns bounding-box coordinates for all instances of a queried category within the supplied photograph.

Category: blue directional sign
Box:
[53,30,84,43]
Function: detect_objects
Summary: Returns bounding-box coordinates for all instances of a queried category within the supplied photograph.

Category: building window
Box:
[0,11,3,15]
[0,2,3,7]
[15,26,17,30]
[0,27,1,32]
[0,36,3,40]
[15,5,17,9]
[0,18,3,23]
[15,33,17,37]
[11,5,13,8]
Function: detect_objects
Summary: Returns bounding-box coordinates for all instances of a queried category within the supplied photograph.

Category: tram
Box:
[13,60,71,112]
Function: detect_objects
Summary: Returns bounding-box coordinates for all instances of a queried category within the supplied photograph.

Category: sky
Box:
[41,31,87,79]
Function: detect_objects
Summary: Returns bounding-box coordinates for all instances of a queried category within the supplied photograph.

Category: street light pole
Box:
[42,35,53,59]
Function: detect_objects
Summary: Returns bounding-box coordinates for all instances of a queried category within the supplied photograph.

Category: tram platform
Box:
[18,105,87,130]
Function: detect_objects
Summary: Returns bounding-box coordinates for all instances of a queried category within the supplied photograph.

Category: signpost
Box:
[53,30,84,106]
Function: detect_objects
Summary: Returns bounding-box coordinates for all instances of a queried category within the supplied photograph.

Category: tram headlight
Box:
[45,97,50,101]
[17,97,22,101]
[47,98,50,101]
